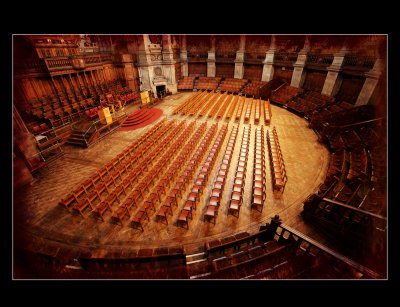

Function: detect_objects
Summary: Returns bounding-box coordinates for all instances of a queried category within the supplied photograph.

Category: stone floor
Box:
[14,91,335,256]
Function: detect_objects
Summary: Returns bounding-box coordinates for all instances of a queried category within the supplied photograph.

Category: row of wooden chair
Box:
[176,123,222,229]
[252,126,266,212]
[254,99,261,124]
[244,97,253,122]
[197,77,221,90]
[115,120,188,222]
[216,93,233,119]
[242,80,267,97]
[177,76,196,90]
[129,121,197,230]
[347,149,368,181]
[267,127,287,196]
[204,125,239,224]
[271,85,302,105]
[198,92,222,117]
[225,95,239,120]
[264,99,272,125]
[208,92,227,118]
[74,120,183,219]
[187,91,212,116]
[172,90,203,115]
[181,91,209,116]
[59,118,169,210]
[154,122,210,226]
[228,125,251,217]
[235,96,246,121]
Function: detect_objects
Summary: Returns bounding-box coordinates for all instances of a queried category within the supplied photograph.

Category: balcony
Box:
[44,52,113,72]
[215,52,236,63]
[306,54,334,69]
[187,52,208,63]
[274,52,298,67]
[44,57,73,71]
[343,55,376,71]
[243,53,265,65]
[14,58,48,76]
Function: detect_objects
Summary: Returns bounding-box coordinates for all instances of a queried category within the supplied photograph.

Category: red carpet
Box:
[119,108,163,131]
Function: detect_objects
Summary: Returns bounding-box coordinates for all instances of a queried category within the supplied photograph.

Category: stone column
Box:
[136,34,153,92]
[207,35,216,77]
[180,35,188,77]
[234,35,245,79]
[290,36,310,88]
[355,59,384,106]
[262,35,277,82]
[321,40,350,97]
[207,50,216,77]
[162,34,178,93]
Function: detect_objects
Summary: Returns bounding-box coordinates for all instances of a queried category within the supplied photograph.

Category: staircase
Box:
[67,131,87,147]
[215,78,224,92]
[186,252,212,279]
[193,77,199,91]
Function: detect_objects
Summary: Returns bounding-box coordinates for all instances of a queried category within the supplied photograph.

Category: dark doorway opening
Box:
[156,85,166,98]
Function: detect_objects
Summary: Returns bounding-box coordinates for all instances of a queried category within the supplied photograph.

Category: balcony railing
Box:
[43,52,114,71]
[45,57,72,70]
[14,58,48,75]
[274,52,298,66]
[343,55,376,70]
[306,53,334,66]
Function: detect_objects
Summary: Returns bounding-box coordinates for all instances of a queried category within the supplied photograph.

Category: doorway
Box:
[156,85,166,98]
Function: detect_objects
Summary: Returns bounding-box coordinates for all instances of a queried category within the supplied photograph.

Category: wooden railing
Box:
[306,53,334,66]
[14,58,48,75]
[343,55,376,69]
[44,52,113,71]
[274,52,298,66]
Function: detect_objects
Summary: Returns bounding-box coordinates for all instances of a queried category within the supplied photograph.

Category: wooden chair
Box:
[131,210,149,231]
[111,205,129,226]
[177,210,190,229]
[251,187,266,212]
[156,205,171,225]
[204,205,218,224]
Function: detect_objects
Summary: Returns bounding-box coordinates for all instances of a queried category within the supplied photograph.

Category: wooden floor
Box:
[14,91,335,257]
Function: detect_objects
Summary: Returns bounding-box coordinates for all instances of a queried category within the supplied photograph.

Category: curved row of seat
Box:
[71,119,179,219]
[155,122,211,226]
[177,124,227,229]
[59,118,167,210]
[128,121,197,230]
[172,90,203,115]
[204,125,239,224]
[244,97,253,122]
[251,126,267,212]
[267,127,287,196]
[227,125,251,217]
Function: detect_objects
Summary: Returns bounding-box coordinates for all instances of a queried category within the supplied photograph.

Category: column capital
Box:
[263,49,275,64]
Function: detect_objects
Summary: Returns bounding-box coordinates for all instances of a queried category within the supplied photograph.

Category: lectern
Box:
[98,107,112,125]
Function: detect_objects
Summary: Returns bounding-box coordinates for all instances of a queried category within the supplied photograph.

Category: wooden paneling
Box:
[175,63,181,81]
[274,67,293,83]
[303,70,327,92]
[336,75,366,104]
[188,63,207,77]
[215,63,234,78]
[243,64,262,81]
